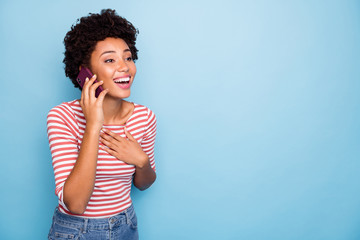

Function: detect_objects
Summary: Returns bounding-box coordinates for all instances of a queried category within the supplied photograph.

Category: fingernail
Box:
[85,77,89,81]
[93,74,97,78]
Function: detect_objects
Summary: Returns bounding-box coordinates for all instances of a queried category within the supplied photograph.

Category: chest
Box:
[77,125,146,179]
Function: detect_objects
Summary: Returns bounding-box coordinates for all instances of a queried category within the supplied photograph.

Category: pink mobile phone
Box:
[76,67,104,98]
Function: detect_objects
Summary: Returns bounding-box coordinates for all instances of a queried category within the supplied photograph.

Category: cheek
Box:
[89,64,100,77]
[95,66,115,79]
[131,64,137,75]
[89,54,98,73]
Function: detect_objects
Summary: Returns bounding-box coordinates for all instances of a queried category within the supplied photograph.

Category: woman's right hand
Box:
[64,75,108,214]
[80,74,108,131]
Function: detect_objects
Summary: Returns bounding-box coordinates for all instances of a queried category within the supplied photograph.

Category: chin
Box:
[115,91,131,99]
[106,87,131,99]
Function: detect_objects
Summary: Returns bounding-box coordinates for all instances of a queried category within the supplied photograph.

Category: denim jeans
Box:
[48,204,139,240]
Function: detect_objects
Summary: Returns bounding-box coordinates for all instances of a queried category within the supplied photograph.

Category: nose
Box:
[117,60,129,72]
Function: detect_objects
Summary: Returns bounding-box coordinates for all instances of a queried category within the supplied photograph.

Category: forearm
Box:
[63,126,100,214]
[133,160,156,191]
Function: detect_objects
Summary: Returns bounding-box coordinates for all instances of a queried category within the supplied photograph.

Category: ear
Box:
[79,66,82,71]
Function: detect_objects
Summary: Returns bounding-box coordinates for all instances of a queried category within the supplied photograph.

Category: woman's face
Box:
[89,37,137,99]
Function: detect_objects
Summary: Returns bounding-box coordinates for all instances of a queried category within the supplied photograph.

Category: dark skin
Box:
[63,38,156,214]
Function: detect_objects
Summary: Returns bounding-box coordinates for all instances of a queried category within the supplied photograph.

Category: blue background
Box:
[1,0,360,239]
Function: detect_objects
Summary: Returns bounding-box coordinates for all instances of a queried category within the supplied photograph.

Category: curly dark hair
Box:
[63,9,139,89]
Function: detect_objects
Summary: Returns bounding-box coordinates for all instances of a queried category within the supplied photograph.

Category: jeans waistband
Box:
[53,204,135,231]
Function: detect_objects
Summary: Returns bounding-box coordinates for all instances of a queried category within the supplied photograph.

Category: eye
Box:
[105,59,115,63]
[125,56,133,61]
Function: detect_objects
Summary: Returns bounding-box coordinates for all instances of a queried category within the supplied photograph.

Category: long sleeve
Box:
[140,108,157,171]
[47,104,79,211]
[46,101,156,217]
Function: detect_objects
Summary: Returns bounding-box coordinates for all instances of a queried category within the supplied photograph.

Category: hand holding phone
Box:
[76,67,104,98]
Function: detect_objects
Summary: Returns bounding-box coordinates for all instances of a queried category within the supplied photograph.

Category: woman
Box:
[47,9,156,239]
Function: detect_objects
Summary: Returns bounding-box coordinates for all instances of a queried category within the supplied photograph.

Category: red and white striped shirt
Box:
[47,100,156,218]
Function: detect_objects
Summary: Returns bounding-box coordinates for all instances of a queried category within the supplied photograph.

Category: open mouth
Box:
[114,76,131,89]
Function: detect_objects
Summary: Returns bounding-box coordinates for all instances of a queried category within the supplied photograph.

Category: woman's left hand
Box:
[100,128,149,168]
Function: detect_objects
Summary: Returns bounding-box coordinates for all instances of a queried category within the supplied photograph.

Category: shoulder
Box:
[47,99,81,121]
[133,103,156,122]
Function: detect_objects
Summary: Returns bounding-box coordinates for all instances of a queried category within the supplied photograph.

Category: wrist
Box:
[85,123,102,135]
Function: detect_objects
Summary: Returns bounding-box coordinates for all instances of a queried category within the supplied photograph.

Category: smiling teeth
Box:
[114,77,130,83]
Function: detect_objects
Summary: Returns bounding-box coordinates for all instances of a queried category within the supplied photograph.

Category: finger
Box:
[101,131,123,147]
[83,75,97,98]
[124,127,136,141]
[96,88,109,103]
[88,74,98,84]
[100,131,113,141]
[89,80,104,97]
[83,74,96,90]
[99,144,109,151]
[80,90,85,108]
[100,145,118,158]
[99,144,107,151]
[102,128,123,142]
[100,135,116,149]
[81,77,90,102]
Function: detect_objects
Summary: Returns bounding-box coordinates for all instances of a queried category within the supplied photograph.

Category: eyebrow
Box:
[100,49,131,57]
[100,50,116,56]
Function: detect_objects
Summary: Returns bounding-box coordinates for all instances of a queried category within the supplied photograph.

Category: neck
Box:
[102,96,127,125]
